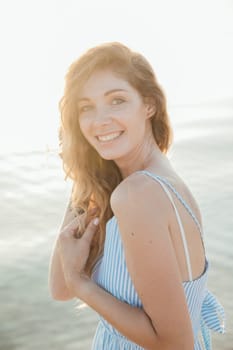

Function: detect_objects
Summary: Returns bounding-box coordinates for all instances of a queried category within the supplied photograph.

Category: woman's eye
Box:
[79,105,92,113]
[112,98,125,105]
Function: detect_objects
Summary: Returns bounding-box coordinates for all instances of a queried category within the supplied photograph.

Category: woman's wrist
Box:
[71,273,94,299]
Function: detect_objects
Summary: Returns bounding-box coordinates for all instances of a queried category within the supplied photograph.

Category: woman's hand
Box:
[57,214,99,295]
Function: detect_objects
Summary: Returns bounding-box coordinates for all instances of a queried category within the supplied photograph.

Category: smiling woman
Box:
[77,69,156,162]
[48,42,225,350]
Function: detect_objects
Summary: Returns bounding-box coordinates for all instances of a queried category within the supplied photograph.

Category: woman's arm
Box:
[63,173,194,349]
[58,218,161,349]
[48,197,77,300]
[77,278,163,349]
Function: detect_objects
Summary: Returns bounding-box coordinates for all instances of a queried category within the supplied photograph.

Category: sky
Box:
[0,0,232,152]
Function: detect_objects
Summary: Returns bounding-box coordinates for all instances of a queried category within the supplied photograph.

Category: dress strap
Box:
[139,170,203,235]
[138,170,193,281]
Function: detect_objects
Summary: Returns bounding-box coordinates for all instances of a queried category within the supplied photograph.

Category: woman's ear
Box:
[144,98,156,119]
[146,104,156,118]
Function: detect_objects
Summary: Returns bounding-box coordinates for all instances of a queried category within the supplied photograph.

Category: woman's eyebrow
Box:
[104,88,127,96]
[77,97,90,102]
[77,89,128,102]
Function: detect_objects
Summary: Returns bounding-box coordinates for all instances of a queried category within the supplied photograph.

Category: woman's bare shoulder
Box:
[110,171,170,217]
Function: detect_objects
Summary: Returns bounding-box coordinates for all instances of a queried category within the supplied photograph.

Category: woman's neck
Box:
[115,142,171,179]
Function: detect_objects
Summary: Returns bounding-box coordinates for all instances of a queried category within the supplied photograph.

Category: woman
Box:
[48,42,225,349]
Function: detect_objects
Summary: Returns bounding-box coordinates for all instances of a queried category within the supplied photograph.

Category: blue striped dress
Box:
[91,170,225,349]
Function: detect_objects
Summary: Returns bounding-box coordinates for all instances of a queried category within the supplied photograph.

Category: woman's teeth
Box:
[97,132,122,142]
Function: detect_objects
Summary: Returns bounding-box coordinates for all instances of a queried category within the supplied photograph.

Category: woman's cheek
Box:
[79,126,90,146]
[79,115,92,135]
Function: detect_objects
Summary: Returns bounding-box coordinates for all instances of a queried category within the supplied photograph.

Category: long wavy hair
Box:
[58,42,173,276]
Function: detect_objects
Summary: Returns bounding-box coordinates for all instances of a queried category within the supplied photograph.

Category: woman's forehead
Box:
[78,69,134,100]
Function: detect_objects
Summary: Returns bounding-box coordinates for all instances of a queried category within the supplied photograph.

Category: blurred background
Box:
[0,0,232,349]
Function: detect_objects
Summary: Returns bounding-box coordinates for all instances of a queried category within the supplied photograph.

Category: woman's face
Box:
[77,69,153,161]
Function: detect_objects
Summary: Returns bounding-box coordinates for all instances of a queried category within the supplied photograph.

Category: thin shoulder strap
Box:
[138,170,193,281]
[141,171,203,235]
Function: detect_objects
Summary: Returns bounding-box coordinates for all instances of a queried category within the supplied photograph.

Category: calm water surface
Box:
[1,103,232,349]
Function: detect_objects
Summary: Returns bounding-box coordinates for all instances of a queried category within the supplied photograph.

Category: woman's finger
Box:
[65,215,80,229]
[82,217,99,244]
[60,216,80,238]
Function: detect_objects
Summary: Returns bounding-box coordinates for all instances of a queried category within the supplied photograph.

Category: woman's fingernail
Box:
[93,217,99,226]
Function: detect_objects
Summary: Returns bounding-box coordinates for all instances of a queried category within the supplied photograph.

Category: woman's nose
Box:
[93,106,113,126]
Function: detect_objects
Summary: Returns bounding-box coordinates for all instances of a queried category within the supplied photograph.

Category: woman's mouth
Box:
[96,131,123,142]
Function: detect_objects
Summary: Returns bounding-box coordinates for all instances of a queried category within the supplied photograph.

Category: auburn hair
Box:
[58,42,173,275]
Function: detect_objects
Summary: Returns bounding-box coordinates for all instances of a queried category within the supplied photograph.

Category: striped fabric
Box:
[91,171,225,349]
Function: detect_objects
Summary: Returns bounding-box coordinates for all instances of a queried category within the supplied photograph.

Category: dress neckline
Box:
[182,258,209,284]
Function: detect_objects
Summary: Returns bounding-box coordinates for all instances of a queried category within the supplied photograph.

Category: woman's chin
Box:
[98,153,118,161]
[97,150,123,161]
